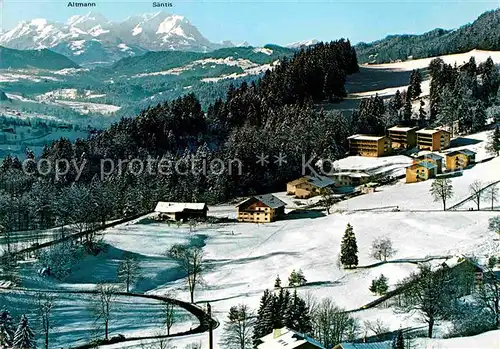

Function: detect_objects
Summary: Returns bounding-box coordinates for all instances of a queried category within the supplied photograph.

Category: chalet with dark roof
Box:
[236,194,286,223]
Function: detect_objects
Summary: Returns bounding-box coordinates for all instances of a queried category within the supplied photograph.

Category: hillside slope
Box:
[0,46,79,70]
[110,45,293,74]
[356,9,500,63]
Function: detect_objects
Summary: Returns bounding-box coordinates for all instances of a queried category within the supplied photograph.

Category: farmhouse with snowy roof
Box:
[347,134,392,157]
[286,175,335,199]
[257,327,325,349]
[236,194,286,223]
[388,125,417,149]
[154,202,208,221]
[445,149,476,171]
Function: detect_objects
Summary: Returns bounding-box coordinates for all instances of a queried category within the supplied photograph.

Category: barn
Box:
[154,202,208,222]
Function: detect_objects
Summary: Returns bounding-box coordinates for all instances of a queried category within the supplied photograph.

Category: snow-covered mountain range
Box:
[286,39,319,49]
[0,12,233,65]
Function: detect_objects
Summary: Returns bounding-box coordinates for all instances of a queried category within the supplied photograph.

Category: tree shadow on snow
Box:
[449,137,482,147]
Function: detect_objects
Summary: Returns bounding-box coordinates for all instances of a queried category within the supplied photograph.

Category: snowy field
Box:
[104,209,498,312]
[36,89,106,100]
[82,207,498,347]
[331,154,414,179]
[48,100,120,115]
[363,49,500,72]
[341,49,500,104]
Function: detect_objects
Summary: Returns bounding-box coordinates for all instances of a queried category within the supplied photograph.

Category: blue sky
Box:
[1,0,499,46]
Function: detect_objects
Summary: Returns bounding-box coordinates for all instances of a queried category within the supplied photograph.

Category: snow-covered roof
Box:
[348,134,386,141]
[236,194,286,209]
[416,128,450,135]
[332,171,371,178]
[305,175,335,188]
[155,202,208,213]
[388,126,417,132]
[258,327,325,349]
[441,256,462,269]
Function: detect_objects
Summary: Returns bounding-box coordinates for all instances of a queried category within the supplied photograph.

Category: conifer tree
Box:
[273,288,290,328]
[288,269,307,287]
[253,290,275,346]
[369,274,389,295]
[288,270,298,287]
[296,269,307,286]
[274,275,282,289]
[340,223,359,269]
[284,290,312,334]
[392,329,404,349]
[402,95,413,125]
[408,70,423,100]
[0,308,14,348]
[393,90,404,110]
[487,124,500,156]
[13,315,36,349]
[418,100,427,122]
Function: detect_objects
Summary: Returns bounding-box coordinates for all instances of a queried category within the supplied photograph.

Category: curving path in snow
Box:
[6,287,219,349]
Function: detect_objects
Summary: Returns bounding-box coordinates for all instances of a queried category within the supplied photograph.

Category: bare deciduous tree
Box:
[166,245,204,303]
[162,292,177,336]
[220,304,255,349]
[396,264,455,338]
[303,291,319,319]
[117,255,141,293]
[370,237,396,262]
[363,319,389,339]
[430,178,454,211]
[311,298,359,348]
[91,283,118,341]
[34,292,55,349]
[469,180,483,210]
[321,188,338,215]
[485,185,499,211]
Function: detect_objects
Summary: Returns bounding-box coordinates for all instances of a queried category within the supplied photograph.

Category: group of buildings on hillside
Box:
[405,149,476,183]
[349,126,451,158]
[152,125,479,225]
[347,126,477,183]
